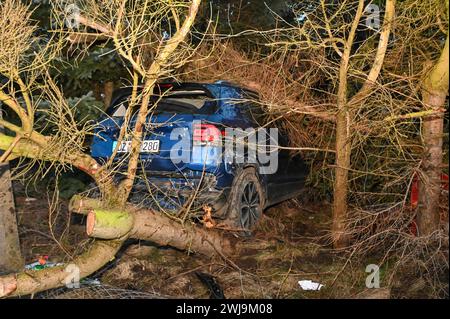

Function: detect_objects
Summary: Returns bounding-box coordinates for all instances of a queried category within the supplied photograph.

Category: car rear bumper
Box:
[115,170,230,217]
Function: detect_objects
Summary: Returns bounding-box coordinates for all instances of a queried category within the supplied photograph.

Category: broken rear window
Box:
[108,89,217,117]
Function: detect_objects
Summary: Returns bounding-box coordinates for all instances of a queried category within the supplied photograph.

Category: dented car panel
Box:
[90,81,308,214]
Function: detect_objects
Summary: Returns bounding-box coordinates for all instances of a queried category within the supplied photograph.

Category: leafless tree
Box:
[0,0,233,298]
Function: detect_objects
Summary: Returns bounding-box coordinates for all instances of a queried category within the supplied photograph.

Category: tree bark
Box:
[417,31,449,235]
[0,163,24,274]
[70,195,232,257]
[0,111,23,274]
[0,239,122,298]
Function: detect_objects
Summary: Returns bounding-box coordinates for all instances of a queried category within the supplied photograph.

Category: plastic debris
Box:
[81,278,102,286]
[298,280,324,291]
[25,256,63,270]
[38,255,49,265]
[25,261,64,270]
[24,257,101,289]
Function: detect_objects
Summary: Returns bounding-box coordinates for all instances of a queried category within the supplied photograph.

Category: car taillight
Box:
[193,123,224,146]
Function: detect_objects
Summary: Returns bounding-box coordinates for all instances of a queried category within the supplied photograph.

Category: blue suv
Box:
[91,81,308,232]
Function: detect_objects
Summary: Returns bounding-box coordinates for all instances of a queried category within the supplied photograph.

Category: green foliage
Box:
[29,2,128,98]
[65,91,104,122]
[55,45,128,97]
[35,91,104,135]
[208,0,286,31]
[57,176,87,199]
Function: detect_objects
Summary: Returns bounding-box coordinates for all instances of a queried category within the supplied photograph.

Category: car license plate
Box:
[112,140,160,153]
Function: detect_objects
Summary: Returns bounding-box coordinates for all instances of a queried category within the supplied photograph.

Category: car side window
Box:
[107,96,131,117]
[111,102,127,117]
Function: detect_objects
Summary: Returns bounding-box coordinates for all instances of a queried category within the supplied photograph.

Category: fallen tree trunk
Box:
[0,195,232,298]
[70,195,232,257]
[0,239,122,298]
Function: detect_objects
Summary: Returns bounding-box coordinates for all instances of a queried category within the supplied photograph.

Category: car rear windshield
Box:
[108,89,216,117]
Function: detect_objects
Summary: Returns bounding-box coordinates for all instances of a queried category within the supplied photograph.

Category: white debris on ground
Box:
[298,280,324,291]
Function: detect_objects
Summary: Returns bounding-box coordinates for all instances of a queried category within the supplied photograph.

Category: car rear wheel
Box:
[226,168,264,235]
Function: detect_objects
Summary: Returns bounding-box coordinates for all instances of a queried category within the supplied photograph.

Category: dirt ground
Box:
[11,181,436,299]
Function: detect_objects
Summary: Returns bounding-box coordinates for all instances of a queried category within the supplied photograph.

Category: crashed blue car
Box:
[91,81,308,232]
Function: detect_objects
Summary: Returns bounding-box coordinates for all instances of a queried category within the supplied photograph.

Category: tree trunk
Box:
[333,110,352,247]
[103,81,114,109]
[70,195,232,257]
[0,239,122,298]
[332,0,395,248]
[0,162,24,274]
[332,0,365,248]
[417,32,449,235]
[0,112,23,274]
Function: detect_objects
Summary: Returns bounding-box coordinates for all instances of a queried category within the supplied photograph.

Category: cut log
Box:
[70,195,232,257]
[86,209,134,239]
[0,239,122,298]
[1,190,232,298]
[126,210,231,256]
[69,194,103,214]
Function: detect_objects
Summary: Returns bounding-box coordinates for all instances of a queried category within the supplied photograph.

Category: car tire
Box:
[226,167,265,235]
